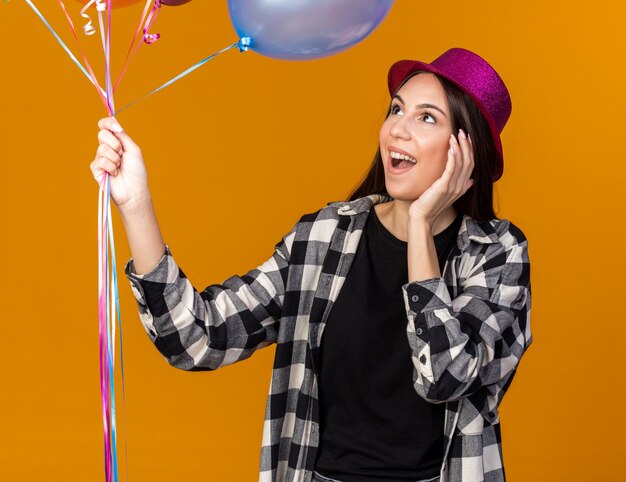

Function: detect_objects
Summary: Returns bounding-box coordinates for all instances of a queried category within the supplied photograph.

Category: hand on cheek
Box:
[408,128,475,223]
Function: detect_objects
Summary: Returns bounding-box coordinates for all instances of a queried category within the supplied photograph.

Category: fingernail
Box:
[459,129,466,139]
[468,133,472,143]
[112,123,123,133]
[450,144,455,154]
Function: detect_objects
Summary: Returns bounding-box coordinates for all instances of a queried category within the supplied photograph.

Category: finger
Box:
[448,134,463,189]
[441,142,457,186]
[96,144,122,165]
[91,157,120,178]
[98,116,123,133]
[456,129,473,192]
[98,129,123,155]
[464,132,475,190]
[97,116,141,154]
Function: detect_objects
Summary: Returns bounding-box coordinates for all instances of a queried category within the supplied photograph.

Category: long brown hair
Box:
[346,71,500,222]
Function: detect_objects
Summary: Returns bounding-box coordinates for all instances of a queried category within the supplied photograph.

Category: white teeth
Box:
[389,151,416,163]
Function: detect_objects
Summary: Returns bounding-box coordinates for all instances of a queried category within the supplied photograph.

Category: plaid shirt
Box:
[124,192,532,482]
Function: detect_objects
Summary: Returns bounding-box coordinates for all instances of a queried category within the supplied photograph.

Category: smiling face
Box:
[379,72,454,201]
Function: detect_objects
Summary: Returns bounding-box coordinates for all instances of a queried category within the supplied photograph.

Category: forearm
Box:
[407,217,440,282]
[123,218,298,371]
[118,193,166,275]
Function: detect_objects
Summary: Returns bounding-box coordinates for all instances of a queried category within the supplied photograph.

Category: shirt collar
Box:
[327,193,499,251]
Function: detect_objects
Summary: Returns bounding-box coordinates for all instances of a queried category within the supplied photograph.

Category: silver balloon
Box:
[228,0,395,60]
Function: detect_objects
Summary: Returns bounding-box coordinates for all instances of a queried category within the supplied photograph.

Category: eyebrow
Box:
[393,94,448,119]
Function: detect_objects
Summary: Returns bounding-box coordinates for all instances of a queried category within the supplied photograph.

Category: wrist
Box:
[118,190,153,217]
[407,215,433,235]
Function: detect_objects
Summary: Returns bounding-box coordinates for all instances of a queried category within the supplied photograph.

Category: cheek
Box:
[423,136,450,163]
[379,123,390,145]
[415,138,450,178]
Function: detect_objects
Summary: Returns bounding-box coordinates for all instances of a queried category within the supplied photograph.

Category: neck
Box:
[379,198,458,241]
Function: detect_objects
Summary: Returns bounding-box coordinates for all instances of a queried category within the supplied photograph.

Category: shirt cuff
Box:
[123,244,174,304]
[402,277,453,314]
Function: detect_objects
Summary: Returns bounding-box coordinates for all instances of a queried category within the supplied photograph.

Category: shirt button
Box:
[411,295,419,302]
[419,354,427,364]
[416,328,423,335]
[488,411,496,418]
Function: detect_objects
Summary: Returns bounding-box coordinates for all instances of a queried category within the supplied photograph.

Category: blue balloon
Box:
[228,0,395,60]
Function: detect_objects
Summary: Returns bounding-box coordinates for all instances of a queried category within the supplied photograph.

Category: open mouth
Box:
[389,150,417,172]
[391,157,416,169]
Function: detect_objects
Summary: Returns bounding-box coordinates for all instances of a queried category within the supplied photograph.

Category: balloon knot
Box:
[144,32,161,44]
[237,37,251,52]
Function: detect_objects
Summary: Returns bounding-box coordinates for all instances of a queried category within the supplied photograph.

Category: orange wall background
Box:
[1,1,624,480]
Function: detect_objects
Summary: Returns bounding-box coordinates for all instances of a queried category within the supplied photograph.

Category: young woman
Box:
[90,47,532,482]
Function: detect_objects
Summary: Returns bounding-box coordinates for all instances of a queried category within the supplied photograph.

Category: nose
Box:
[389,114,412,140]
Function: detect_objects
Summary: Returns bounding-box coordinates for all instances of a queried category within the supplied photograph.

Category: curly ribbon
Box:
[114,37,251,114]
[80,0,106,36]
[97,3,108,56]
[143,0,162,44]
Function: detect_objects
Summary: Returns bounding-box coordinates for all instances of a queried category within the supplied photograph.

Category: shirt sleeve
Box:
[123,221,298,371]
[401,228,532,403]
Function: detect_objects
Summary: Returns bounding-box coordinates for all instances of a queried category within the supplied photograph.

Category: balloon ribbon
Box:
[114,37,251,114]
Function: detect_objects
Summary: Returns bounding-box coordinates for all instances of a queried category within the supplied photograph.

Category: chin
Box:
[385,182,424,202]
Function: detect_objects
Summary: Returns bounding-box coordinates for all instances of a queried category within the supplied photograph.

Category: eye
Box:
[390,103,403,116]
[420,111,436,124]
[389,103,437,124]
